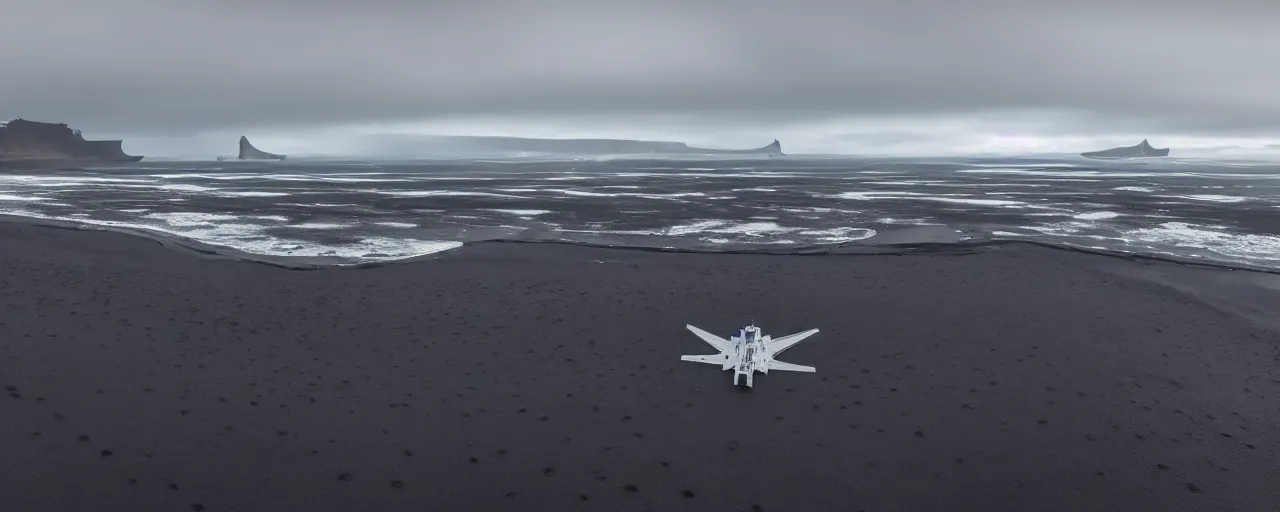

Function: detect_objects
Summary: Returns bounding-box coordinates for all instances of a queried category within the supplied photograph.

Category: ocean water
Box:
[1,155,1279,270]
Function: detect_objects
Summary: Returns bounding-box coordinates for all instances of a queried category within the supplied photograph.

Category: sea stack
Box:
[237,136,286,160]
[0,118,143,164]
[1081,139,1169,159]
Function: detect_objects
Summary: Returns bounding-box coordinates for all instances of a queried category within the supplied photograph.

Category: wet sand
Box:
[2,220,1279,512]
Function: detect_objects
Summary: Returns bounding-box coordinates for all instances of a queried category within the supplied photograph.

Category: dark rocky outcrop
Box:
[236,136,285,160]
[0,118,143,164]
[1081,139,1169,159]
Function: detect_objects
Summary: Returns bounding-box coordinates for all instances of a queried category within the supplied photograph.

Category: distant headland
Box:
[355,135,784,158]
[0,118,143,165]
[1081,139,1169,159]
[451,136,784,156]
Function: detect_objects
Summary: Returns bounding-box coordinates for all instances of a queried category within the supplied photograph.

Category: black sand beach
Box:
[3,220,1279,512]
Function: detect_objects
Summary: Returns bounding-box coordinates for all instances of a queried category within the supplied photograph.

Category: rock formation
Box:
[235,136,286,160]
[1081,139,1169,159]
[358,135,784,157]
[0,118,143,164]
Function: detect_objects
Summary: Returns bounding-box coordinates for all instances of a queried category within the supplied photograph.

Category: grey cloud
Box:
[2,0,1279,139]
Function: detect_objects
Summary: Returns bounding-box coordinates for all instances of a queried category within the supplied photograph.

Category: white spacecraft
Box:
[681,323,819,388]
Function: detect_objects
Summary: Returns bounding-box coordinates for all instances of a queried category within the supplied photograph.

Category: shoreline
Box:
[2,212,1276,276]
[2,219,1279,511]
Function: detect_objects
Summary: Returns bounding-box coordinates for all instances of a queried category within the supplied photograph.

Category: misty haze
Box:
[2,2,1279,512]
[3,0,1280,156]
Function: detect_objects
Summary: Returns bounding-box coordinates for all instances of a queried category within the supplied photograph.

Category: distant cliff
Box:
[0,118,143,164]
[688,139,782,155]
[1081,139,1169,159]
[355,135,784,157]
[429,136,781,155]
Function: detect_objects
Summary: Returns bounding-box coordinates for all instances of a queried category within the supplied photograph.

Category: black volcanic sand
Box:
[3,222,1279,512]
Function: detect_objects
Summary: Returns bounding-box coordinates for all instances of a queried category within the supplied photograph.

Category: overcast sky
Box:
[3,0,1279,155]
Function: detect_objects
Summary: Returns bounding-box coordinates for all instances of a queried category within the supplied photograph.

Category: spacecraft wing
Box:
[680,354,728,366]
[766,360,816,373]
[765,328,819,356]
[685,324,733,353]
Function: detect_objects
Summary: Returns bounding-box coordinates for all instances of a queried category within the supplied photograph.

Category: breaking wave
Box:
[2,156,1278,271]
